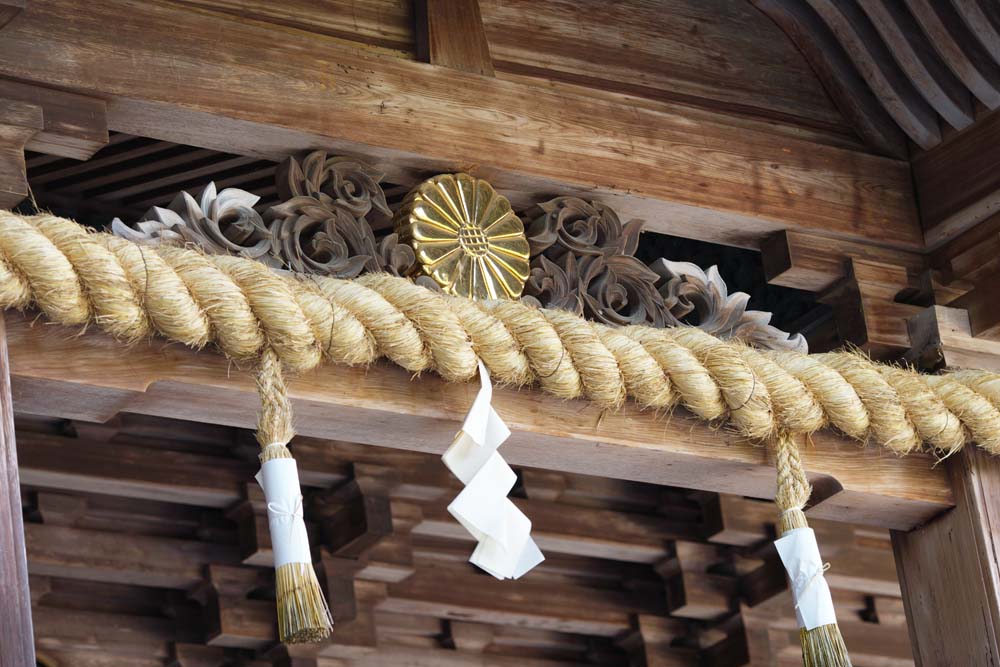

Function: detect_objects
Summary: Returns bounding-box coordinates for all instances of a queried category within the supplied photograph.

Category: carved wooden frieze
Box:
[110,151,805,351]
[268,152,416,278]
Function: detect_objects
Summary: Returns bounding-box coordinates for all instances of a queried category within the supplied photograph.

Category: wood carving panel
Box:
[111,151,805,351]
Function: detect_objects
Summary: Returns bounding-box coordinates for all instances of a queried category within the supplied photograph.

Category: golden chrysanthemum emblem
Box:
[396,174,530,300]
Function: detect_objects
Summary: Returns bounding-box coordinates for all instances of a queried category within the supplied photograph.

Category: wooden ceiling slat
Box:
[120,163,275,210]
[63,147,217,194]
[101,157,265,205]
[28,138,173,186]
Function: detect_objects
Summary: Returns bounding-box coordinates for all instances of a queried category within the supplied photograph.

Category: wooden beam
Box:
[761,229,925,293]
[25,522,238,589]
[0,98,41,208]
[5,312,952,530]
[0,0,23,31]
[0,0,921,250]
[414,0,494,76]
[0,79,108,160]
[914,108,1000,247]
[892,446,1000,666]
[0,314,34,667]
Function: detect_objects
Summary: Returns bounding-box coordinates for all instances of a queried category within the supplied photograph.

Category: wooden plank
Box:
[415,0,493,76]
[892,446,1000,666]
[482,0,851,137]
[16,432,249,507]
[171,0,414,54]
[4,312,953,530]
[25,522,238,589]
[913,108,1000,247]
[0,314,34,667]
[0,0,921,250]
[0,98,41,209]
[0,78,107,160]
[761,229,925,292]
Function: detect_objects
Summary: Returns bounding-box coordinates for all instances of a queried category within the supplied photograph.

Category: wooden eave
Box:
[6,311,952,532]
[0,0,921,250]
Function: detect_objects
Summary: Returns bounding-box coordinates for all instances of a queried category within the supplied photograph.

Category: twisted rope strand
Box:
[3,211,1000,455]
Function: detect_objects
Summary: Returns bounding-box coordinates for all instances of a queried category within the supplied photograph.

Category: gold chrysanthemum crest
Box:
[395,174,530,300]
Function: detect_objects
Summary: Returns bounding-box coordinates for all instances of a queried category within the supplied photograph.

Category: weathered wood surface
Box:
[5,312,950,530]
[0,78,108,160]
[892,446,1000,666]
[913,108,1000,248]
[0,0,22,31]
[0,98,41,209]
[0,315,34,667]
[415,0,493,77]
[0,0,921,250]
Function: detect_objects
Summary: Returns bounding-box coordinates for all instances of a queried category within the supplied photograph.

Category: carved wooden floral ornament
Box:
[395,173,530,300]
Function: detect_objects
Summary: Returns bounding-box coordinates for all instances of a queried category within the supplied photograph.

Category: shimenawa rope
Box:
[2,211,999,660]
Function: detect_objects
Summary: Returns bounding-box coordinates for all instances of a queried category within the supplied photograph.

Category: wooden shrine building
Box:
[1,1,1000,666]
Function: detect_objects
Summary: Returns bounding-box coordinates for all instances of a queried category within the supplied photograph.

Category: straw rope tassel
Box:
[773,433,851,667]
[256,347,333,644]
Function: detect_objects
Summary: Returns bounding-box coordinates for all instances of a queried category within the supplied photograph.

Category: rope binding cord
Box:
[2,210,1000,659]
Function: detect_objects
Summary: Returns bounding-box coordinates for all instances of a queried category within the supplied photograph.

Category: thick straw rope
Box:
[2,211,1000,456]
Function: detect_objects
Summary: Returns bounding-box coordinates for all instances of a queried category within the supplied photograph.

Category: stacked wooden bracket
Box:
[761,107,1000,372]
[18,412,912,667]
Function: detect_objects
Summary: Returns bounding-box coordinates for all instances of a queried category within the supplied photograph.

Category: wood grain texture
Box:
[892,446,1000,666]
[913,108,1000,247]
[749,0,908,159]
[905,305,1000,372]
[0,0,921,250]
[762,229,925,292]
[0,314,35,667]
[481,0,851,137]
[4,312,952,531]
[0,0,23,31]
[414,0,493,76]
[0,78,107,160]
[0,98,41,209]
[170,0,414,54]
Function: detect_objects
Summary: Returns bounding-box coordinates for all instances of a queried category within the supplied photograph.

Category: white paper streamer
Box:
[255,456,313,568]
[442,361,544,579]
[774,527,837,630]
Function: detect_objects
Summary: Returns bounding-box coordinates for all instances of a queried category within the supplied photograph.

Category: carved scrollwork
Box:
[110,182,274,262]
[109,153,804,350]
[650,259,807,352]
[521,196,806,352]
[267,152,415,279]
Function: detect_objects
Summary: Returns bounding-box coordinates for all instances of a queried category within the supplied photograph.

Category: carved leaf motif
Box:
[522,196,806,351]
[109,182,272,261]
[267,152,414,278]
[650,259,807,352]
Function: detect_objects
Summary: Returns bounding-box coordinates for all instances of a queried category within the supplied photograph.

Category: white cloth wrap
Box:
[774,527,837,630]
[442,361,544,580]
[255,456,313,568]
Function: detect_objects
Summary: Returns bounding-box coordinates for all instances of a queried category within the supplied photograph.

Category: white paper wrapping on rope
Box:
[774,527,837,630]
[255,456,313,568]
[443,361,544,579]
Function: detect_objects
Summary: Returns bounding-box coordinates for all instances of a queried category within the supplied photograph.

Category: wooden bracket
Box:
[0,78,108,160]
[0,98,41,208]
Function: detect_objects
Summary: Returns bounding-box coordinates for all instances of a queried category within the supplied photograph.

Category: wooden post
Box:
[892,445,1000,665]
[0,314,35,667]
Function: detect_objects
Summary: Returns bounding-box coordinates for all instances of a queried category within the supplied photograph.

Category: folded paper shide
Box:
[443,361,544,579]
